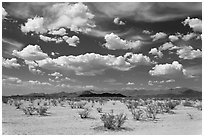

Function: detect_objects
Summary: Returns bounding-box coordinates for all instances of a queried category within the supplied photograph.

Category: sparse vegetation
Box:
[100,111,127,130]
[96,107,102,113]
[78,108,91,119]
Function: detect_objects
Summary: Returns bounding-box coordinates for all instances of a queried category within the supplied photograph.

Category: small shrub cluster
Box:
[100,112,127,130]
[78,108,91,119]
[22,105,48,116]
[130,108,144,120]
[96,107,103,113]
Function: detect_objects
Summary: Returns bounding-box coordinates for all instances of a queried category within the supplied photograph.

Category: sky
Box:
[2,2,202,96]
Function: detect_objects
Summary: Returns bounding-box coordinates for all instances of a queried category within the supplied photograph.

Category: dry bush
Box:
[183,100,193,107]
[14,100,23,109]
[146,104,157,120]
[78,108,91,119]
[36,106,48,116]
[22,106,36,115]
[96,107,102,113]
[130,108,144,120]
[100,112,127,130]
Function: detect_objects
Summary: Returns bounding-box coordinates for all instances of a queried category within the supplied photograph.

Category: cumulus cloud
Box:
[2,7,8,19]
[126,82,135,85]
[149,48,163,58]
[21,16,47,34]
[21,3,95,34]
[36,52,152,76]
[159,42,175,51]
[49,72,63,79]
[2,58,21,68]
[142,30,152,34]
[149,61,185,77]
[63,35,80,47]
[113,17,125,25]
[176,46,202,60]
[12,45,49,61]
[182,17,202,32]
[182,33,197,41]
[124,52,153,66]
[48,28,67,36]
[103,33,142,50]
[166,79,175,83]
[168,35,179,42]
[39,35,63,43]
[28,80,51,86]
[3,76,22,85]
[150,32,167,41]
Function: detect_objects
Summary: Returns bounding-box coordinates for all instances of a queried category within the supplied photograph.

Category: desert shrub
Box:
[14,100,23,109]
[22,106,36,115]
[100,112,127,130]
[76,102,86,109]
[78,108,90,119]
[194,104,202,111]
[36,106,48,116]
[183,101,193,107]
[51,99,58,106]
[96,107,102,113]
[165,101,178,110]
[146,104,157,120]
[60,102,66,107]
[131,108,144,120]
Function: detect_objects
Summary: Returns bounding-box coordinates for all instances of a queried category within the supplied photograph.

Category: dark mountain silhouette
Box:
[79,90,126,97]
[2,87,202,99]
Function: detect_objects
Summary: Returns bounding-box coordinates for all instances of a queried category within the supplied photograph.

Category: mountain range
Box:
[3,87,202,99]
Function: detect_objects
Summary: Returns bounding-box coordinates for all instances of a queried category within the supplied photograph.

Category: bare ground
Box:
[2,101,202,135]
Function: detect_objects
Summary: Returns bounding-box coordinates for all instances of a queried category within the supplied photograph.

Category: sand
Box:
[2,100,202,135]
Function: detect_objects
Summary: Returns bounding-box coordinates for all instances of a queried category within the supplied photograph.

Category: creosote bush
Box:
[100,112,127,130]
[37,106,48,116]
[131,108,144,120]
[78,108,91,119]
[96,107,102,113]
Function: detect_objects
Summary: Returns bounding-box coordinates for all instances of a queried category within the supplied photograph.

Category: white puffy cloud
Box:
[12,45,49,61]
[126,82,135,85]
[113,17,125,25]
[28,80,51,86]
[168,35,179,42]
[2,7,8,19]
[176,46,202,60]
[49,72,63,79]
[149,61,185,77]
[142,30,151,34]
[48,28,67,36]
[182,33,197,41]
[39,35,63,43]
[36,52,152,76]
[182,17,202,32]
[159,42,175,51]
[63,35,80,47]
[2,58,21,68]
[148,80,154,86]
[21,16,47,34]
[150,32,167,41]
[103,33,141,50]
[21,3,95,34]
[149,48,163,58]
[124,52,153,66]
[166,79,175,83]
[3,76,22,85]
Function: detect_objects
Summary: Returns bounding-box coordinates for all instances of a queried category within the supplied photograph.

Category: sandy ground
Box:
[2,100,202,135]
